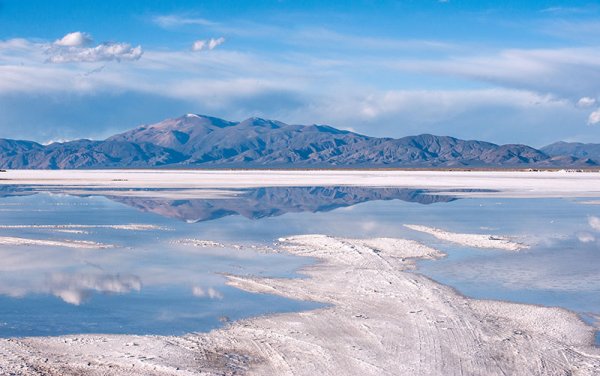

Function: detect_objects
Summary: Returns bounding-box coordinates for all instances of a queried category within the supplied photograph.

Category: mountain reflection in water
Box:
[0,185,472,222]
[107,187,462,222]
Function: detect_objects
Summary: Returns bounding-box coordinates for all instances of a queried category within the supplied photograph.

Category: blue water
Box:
[0,193,322,337]
[0,187,598,339]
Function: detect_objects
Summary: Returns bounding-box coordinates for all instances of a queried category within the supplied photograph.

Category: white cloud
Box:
[310,88,570,124]
[588,109,600,125]
[0,38,36,50]
[42,137,74,145]
[36,32,145,64]
[589,216,600,231]
[192,37,225,52]
[48,42,143,63]
[577,96,596,108]
[54,31,92,47]
[292,28,455,51]
[1,34,599,144]
[390,47,600,98]
[153,15,217,28]
[540,6,593,14]
[208,37,225,50]
[191,40,206,51]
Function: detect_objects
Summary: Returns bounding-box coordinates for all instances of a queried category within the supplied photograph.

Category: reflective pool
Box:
[0,185,598,340]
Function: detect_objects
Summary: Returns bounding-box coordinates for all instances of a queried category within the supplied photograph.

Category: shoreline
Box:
[1,235,599,375]
[2,170,600,199]
[2,167,599,172]
[404,224,529,251]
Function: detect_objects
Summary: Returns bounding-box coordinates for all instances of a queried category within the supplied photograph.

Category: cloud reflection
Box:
[46,273,142,305]
[577,232,596,243]
[192,286,223,300]
[588,216,600,231]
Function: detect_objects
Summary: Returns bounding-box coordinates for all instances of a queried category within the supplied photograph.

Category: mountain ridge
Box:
[0,114,597,169]
[541,141,600,163]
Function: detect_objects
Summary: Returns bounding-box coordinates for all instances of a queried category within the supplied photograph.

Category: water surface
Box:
[0,185,598,339]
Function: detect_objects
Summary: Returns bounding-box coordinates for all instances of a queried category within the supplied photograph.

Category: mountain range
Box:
[1,114,599,169]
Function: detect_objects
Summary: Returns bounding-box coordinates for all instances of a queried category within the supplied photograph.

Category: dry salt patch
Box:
[0,236,112,249]
[578,200,600,205]
[102,224,166,231]
[0,224,166,231]
[174,238,279,253]
[176,239,227,248]
[404,224,528,251]
[54,229,89,234]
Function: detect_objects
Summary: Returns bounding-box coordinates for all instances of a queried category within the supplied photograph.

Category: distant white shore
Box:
[2,169,600,199]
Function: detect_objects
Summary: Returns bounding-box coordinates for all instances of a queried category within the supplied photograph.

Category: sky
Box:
[1,0,600,146]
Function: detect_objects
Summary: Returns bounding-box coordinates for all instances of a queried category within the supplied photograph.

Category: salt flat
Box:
[404,224,529,251]
[0,236,113,249]
[1,169,600,198]
[1,235,598,375]
[1,170,599,375]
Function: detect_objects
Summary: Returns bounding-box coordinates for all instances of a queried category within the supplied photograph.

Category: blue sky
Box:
[1,0,600,146]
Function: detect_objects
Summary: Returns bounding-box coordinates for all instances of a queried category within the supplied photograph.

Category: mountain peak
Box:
[172,114,234,127]
[238,117,286,129]
[1,114,598,169]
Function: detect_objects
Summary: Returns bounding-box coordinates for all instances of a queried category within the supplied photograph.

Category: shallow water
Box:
[0,193,322,337]
[0,185,598,339]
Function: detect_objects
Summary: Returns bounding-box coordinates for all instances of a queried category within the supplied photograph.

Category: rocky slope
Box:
[0,114,596,168]
[541,141,600,163]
